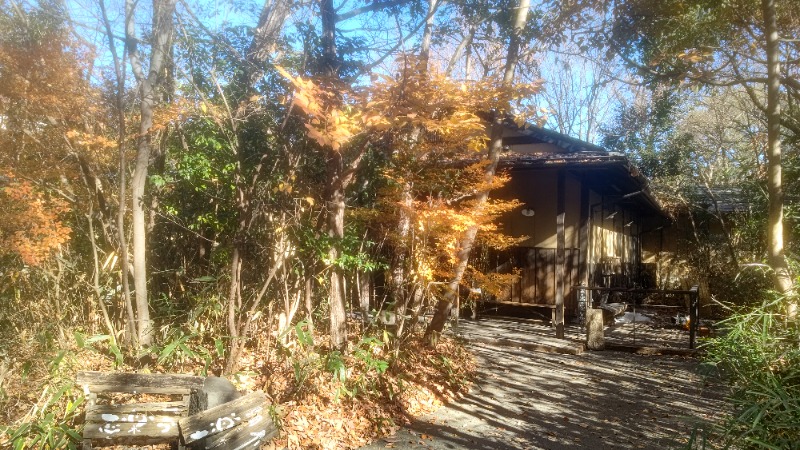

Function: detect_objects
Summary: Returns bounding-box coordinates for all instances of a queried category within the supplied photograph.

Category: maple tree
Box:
[0,177,71,266]
[425,0,535,340]
[0,2,108,268]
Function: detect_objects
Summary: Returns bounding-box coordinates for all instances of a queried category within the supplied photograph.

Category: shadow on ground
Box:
[363,318,726,450]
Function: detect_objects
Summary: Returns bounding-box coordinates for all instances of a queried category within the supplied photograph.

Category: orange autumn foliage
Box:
[276,67,361,152]
[0,176,71,266]
[277,57,538,294]
[0,7,113,185]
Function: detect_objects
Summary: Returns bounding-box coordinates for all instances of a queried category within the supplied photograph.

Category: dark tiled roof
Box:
[501,121,608,154]
[499,122,666,218]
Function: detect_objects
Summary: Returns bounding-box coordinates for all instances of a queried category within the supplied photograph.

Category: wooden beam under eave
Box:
[555,169,565,339]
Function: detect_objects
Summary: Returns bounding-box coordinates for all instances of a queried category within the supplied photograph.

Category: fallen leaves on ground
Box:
[0,325,475,450]
[248,330,475,449]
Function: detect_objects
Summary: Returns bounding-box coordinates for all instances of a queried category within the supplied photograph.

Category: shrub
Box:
[701,295,800,449]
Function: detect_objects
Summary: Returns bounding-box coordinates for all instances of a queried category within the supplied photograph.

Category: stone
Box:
[195,376,241,412]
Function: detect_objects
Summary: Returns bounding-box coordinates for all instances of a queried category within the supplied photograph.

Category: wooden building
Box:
[487,123,669,335]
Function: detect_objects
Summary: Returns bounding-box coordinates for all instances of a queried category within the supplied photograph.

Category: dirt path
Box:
[363,320,727,450]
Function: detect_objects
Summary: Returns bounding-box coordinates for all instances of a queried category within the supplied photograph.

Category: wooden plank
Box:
[566,249,579,316]
[86,401,187,417]
[521,268,536,302]
[179,391,267,445]
[578,181,589,291]
[77,371,204,394]
[204,414,278,449]
[519,248,535,303]
[84,412,182,443]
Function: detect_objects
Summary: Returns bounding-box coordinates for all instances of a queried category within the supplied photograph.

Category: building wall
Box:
[491,168,647,315]
[499,169,581,249]
[492,169,584,315]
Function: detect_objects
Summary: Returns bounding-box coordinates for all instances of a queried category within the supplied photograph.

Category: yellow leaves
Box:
[676,48,713,64]
[273,182,293,194]
[276,59,543,157]
[66,129,116,150]
[276,66,361,152]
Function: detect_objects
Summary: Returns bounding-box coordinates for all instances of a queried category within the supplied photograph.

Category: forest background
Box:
[1,0,799,448]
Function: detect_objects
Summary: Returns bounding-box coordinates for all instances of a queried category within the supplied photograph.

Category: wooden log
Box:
[179,391,268,445]
[77,371,205,395]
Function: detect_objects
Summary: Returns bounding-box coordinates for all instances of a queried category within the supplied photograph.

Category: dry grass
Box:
[0,324,476,450]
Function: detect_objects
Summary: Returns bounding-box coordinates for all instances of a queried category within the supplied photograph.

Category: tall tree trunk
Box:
[418,0,437,68]
[99,0,136,345]
[425,0,530,342]
[392,0,437,334]
[424,118,506,340]
[125,0,177,346]
[326,163,347,349]
[318,0,349,350]
[762,0,795,313]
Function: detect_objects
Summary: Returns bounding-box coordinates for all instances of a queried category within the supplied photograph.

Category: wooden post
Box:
[555,170,566,339]
[579,181,590,320]
[586,308,604,350]
[689,285,699,349]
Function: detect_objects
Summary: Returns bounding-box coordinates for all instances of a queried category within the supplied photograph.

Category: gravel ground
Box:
[363,319,728,450]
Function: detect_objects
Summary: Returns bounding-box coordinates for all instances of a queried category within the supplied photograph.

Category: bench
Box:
[478,299,558,324]
[77,371,205,449]
[77,371,277,449]
[179,391,277,449]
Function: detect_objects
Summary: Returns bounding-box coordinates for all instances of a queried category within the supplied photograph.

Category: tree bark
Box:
[762,0,795,313]
[424,118,506,341]
[392,0,437,336]
[326,173,347,349]
[424,0,530,342]
[125,0,177,346]
[318,0,349,350]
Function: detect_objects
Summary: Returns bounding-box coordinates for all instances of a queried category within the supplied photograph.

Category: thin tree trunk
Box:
[424,0,530,342]
[125,0,177,345]
[391,0,437,334]
[305,277,315,334]
[424,119,505,341]
[390,185,412,317]
[762,0,795,314]
[99,0,136,344]
[87,205,116,338]
[445,26,475,77]
[418,0,437,68]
